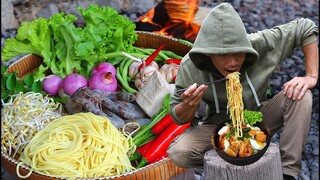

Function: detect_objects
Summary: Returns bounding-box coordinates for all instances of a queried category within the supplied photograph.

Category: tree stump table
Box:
[203,143,282,180]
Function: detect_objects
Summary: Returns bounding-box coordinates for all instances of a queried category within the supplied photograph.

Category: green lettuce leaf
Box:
[243,110,263,125]
[2,18,55,80]
[77,4,138,59]
[49,12,85,77]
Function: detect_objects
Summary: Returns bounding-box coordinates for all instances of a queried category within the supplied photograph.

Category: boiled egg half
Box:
[246,124,261,131]
[223,139,230,152]
[218,125,230,135]
[250,138,266,150]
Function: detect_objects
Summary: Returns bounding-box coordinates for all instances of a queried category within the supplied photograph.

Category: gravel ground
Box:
[1,0,319,179]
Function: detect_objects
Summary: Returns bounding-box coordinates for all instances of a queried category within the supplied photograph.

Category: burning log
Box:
[164,0,198,23]
[135,0,210,42]
[135,1,169,32]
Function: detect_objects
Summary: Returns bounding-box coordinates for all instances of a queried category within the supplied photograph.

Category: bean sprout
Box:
[1,92,63,158]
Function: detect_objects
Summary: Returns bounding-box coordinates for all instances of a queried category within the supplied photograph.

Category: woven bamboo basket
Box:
[2,31,192,179]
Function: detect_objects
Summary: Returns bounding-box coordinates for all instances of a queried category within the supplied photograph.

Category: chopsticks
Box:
[176,77,228,95]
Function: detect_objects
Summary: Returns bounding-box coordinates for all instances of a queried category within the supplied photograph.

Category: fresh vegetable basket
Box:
[1,31,192,180]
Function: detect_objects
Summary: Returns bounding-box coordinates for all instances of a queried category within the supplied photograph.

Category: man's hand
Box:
[181,83,207,106]
[283,76,318,100]
[284,41,318,100]
[175,84,208,122]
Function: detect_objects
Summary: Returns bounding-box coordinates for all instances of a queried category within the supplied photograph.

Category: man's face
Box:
[209,53,246,77]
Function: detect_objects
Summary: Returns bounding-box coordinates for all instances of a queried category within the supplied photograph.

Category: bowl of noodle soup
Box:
[211,72,271,166]
[211,121,271,166]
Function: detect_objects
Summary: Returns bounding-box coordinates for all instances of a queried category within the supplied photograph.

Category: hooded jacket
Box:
[170,3,318,125]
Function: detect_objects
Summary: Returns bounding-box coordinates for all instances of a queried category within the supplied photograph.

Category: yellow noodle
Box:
[17,112,135,179]
[226,72,244,137]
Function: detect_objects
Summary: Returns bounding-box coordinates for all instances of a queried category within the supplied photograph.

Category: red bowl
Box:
[211,122,271,166]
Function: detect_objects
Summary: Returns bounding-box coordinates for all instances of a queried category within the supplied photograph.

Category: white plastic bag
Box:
[136,71,173,117]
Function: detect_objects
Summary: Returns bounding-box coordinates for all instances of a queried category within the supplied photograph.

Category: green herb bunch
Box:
[1,65,43,103]
[243,110,263,125]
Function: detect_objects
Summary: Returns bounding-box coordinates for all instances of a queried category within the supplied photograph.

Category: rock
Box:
[36,3,59,19]
[1,0,19,31]
[96,0,123,12]
[269,79,282,88]
[124,0,156,14]
[311,164,319,179]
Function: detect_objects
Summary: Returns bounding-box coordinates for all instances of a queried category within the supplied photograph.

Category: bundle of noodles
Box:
[226,72,244,138]
[17,112,134,179]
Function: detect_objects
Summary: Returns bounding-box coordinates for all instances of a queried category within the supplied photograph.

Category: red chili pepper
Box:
[151,113,174,135]
[133,113,174,147]
[137,122,191,168]
[150,151,168,164]
[129,139,155,161]
[130,114,173,162]
[166,58,181,65]
[138,45,166,71]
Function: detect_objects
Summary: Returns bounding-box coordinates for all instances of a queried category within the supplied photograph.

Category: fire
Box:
[136,0,200,42]
[139,9,161,27]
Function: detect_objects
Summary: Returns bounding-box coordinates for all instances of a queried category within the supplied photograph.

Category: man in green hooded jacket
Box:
[167,3,318,179]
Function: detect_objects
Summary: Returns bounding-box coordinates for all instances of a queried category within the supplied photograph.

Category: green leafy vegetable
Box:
[49,12,85,78]
[23,74,34,87]
[78,4,138,56]
[6,73,17,91]
[1,65,43,103]
[1,18,54,61]
[1,4,138,80]
[1,18,54,80]
[243,110,263,125]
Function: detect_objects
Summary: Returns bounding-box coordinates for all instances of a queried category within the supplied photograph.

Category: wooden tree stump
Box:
[203,143,282,180]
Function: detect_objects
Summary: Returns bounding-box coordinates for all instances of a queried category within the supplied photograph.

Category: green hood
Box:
[189,3,259,72]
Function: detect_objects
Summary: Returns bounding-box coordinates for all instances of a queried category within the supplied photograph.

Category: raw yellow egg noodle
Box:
[17,112,135,179]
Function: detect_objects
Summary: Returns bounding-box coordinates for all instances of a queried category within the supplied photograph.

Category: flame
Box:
[138,9,162,27]
[137,0,200,42]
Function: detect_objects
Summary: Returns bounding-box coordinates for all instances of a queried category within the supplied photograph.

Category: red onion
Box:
[61,73,88,96]
[90,62,116,76]
[89,72,117,92]
[42,75,63,96]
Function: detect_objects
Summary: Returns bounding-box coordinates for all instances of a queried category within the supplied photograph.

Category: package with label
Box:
[136,71,173,117]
